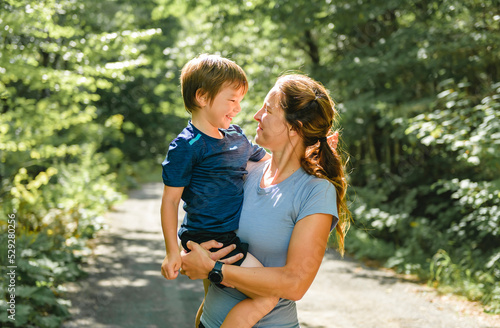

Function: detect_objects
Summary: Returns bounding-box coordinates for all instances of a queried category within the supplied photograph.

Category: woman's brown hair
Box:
[276,74,351,255]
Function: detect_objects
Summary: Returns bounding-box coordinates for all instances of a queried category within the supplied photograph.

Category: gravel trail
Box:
[62,183,500,328]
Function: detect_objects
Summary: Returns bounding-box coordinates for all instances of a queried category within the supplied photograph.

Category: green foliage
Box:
[0,229,84,327]
[1,0,499,325]
[0,0,177,326]
[155,0,499,313]
[430,249,500,314]
[346,79,500,312]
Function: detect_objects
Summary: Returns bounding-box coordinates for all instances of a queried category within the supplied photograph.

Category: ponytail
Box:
[276,74,351,256]
[302,132,350,256]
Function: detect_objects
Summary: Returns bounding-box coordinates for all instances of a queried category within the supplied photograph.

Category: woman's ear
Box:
[195,89,207,107]
[288,121,303,137]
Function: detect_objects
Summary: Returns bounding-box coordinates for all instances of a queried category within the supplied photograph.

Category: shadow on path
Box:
[297,250,499,328]
[63,183,203,328]
[322,251,419,286]
[63,183,500,328]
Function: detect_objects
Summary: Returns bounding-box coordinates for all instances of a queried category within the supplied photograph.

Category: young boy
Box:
[160,54,276,328]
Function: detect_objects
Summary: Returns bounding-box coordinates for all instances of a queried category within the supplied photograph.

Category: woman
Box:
[181,74,350,328]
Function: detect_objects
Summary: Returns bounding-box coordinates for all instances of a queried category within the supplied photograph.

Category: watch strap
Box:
[213,261,223,272]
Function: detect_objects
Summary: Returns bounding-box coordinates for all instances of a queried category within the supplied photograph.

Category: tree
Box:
[151,0,500,312]
[0,0,181,325]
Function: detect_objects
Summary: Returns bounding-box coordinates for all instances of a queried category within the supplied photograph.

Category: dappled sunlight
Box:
[97,278,150,288]
[62,184,204,327]
[1,0,498,326]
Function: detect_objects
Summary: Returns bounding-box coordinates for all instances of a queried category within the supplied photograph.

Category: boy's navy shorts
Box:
[180,230,248,266]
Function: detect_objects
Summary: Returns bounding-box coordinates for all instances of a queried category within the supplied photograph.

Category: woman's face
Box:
[253,87,290,150]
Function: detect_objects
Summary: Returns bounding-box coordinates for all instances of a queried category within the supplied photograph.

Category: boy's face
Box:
[201,84,245,130]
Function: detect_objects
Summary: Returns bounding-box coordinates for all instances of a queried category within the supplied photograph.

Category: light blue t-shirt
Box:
[201,160,339,328]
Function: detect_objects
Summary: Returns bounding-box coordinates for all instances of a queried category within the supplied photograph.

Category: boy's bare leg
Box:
[195,279,210,328]
[220,253,279,328]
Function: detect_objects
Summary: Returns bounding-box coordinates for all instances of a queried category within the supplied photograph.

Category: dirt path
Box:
[62,183,500,328]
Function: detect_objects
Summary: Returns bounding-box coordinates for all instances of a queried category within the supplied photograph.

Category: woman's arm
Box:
[181,213,333,301]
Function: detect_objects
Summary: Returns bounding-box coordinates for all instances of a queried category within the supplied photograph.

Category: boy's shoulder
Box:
[168,124,206,155]
[226,124,243,132]
[172,123,203,144]
[176,123,197,140]
[223,124,245,137]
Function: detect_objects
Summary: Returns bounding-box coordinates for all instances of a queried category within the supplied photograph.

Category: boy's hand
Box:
[179,240,243,281]
[161,253,182,280]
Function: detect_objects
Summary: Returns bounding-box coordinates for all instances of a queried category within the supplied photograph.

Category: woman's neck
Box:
[261,141,304,188]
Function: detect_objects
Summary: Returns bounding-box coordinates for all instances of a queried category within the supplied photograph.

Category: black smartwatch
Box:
[208,261,224,284]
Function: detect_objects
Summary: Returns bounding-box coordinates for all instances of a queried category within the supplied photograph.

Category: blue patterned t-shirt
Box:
[162,121,266,237]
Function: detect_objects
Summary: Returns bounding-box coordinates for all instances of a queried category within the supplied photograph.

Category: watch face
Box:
[208,271,223,284]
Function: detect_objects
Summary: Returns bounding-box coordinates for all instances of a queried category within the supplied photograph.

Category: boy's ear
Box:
[195,89,207,107]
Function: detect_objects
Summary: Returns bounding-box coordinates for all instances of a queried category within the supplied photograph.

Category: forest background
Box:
[0,0,499,327]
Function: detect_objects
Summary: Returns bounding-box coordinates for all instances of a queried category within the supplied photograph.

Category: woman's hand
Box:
[180,240,243,280]
[327,131,339,150]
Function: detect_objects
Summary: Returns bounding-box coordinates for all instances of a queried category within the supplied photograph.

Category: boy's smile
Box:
[193,83,246,138]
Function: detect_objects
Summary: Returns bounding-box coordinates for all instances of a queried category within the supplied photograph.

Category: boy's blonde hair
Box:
[180,54,248,113]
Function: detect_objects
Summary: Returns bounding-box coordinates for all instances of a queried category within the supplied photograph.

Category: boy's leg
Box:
[195,279,210,328]
[238,252,262,267]
[220,253,279,328]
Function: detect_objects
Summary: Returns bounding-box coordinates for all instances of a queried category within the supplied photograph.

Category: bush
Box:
[346,81,500,313]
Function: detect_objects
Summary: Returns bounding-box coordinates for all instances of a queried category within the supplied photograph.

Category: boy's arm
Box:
[160,184,184,280]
